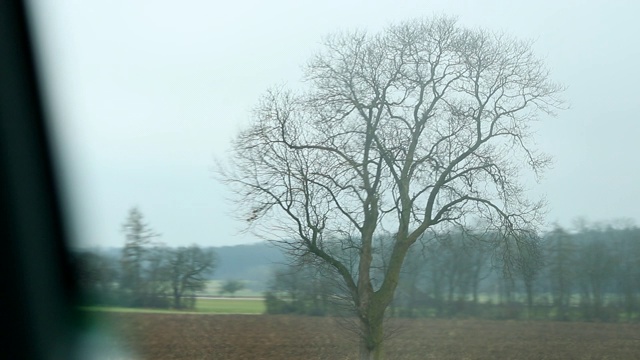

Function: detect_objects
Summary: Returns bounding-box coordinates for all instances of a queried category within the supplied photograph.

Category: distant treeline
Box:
[73,241,288,309]
[265,222,640,322]
[74,208,217,309]
[75,244,216,309]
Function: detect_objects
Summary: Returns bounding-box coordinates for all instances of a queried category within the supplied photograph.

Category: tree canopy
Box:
[221,16,564,360]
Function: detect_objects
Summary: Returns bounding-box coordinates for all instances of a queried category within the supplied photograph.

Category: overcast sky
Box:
[27,0,640,248]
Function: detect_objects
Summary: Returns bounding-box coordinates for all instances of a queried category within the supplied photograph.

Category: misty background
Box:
[27,0,640,248]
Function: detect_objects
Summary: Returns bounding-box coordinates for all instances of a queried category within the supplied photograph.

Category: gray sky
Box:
[27,0,640,248]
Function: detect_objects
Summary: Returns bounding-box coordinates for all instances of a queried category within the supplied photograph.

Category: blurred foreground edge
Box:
[0,1,121,359]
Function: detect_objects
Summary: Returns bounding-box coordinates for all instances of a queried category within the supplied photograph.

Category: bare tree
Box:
[498,230,544,319]
[220,279,245,298]
[168,245,216,309]
[265,264,334,315]
[546,225,575,320]
[220,16,563,360]
[120,207,159,306]
[74,250,119,305]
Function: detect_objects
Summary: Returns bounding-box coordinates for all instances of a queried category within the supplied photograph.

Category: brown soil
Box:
[99,313,640,359]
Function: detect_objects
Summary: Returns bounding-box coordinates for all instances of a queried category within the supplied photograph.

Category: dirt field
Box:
[99,313,640,359]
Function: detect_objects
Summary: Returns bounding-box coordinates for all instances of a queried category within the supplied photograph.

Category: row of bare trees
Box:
[74,208,217,309]
[266,223,640,322]
[265,265,333,316]
[543,223,640,321]
[396,223,640,322]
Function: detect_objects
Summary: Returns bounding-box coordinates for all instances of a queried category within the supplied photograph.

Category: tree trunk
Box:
[173,290,181,309]
[359,317,385,360]
[525,281,534,320]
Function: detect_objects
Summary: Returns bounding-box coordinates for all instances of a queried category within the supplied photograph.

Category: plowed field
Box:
[100,313,640,359]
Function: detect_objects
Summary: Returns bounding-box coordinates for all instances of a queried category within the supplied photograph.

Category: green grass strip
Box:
[79,298,265,315]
